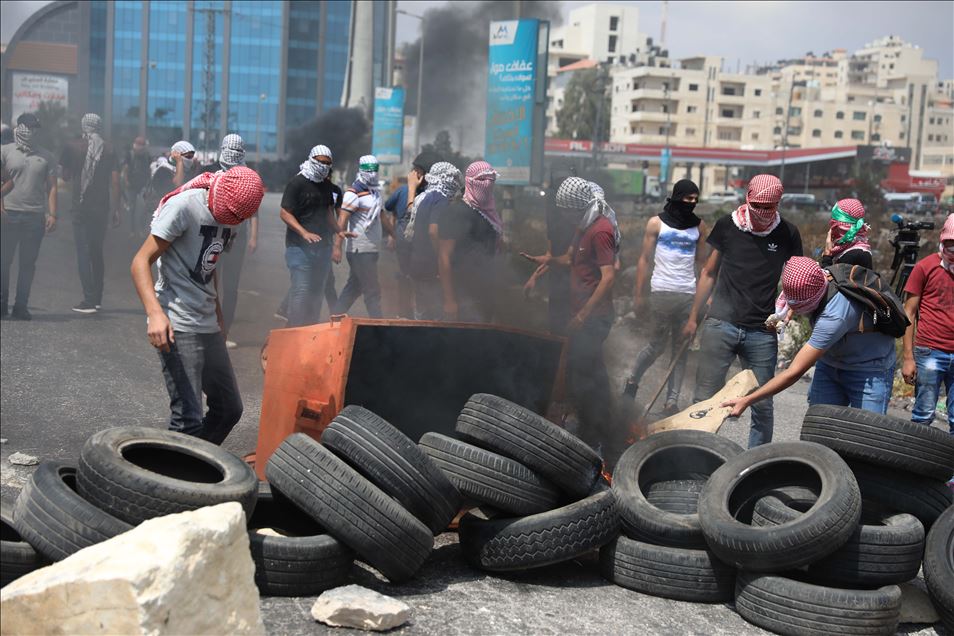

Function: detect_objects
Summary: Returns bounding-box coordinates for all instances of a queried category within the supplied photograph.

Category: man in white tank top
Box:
[623,180,706,414]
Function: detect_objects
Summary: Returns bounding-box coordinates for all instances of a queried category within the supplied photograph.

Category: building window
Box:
[851,130,865,140]
[659,127,667,135]
[814,109,823,117]
[662,104,669,114]
[609,16,619,31]
[929,117,935,124]
[775,107,784,115]
[901,115,906,122]
[900,132,905,139]
[928,134,934,141]
[871,133,881,142]
[834,130,844,138]
[687,105,697,113]
[753,110,760,118]
[836,111,845,119]
[722,86,736,96]
[721,109,735,118]
[686,128,696,135]
[874,114,882,122]
[688,83,699,91]
[789,106,802,116]
[752,133,759,140]
[853,111,866,120]
[754,89,762,96]
[608,35,618,53]
[773,126,782,134]
[789,127,802,135]
[812,129,822,137]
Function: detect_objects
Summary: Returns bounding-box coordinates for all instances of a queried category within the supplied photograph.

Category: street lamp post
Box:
[256,93,267,164]
[397,9,425,155]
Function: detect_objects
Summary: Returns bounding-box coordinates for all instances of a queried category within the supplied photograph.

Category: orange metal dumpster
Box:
[252,317,566,478]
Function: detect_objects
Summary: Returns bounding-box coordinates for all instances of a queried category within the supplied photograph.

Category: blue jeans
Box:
[1,211,45,311]
[333,252,381,318]
[694,317,778,447]
[158,331,243,445]
[808,359,895,415]
[285,242,333,327]
[912,346,954,434]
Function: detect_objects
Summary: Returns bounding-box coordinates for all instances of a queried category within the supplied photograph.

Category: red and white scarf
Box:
[154,166,264,225]
[940,213,954,273]
[732,174,783,237]
[781,256,829,315]
[463,161,503,235]
[829,198,870,259]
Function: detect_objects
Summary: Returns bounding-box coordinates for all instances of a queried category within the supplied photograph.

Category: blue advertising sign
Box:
[372,87,405,164]
[486,19,539,185]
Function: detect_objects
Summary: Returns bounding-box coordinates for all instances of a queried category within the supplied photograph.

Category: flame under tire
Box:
[320,406,461,535]
[923,506,954,632]
[800,404,954,481]
[698,442,862,572]
[599,535,735,603]
[456,393,602,499]
[265,434,433,583]
[13,461,132,562]
[247,482,353,597]
[1,503,48,588]
[458,484,618,571]
[734,572,901,636]
[418,433,562,516]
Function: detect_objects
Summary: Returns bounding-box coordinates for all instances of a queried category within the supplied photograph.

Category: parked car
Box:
[706,190,743,205]
[780,193,819,210]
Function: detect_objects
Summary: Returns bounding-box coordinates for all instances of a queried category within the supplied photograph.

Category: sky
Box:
[3,0,952,78]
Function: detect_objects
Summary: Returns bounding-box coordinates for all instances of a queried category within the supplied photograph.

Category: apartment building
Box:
[549,3,646,65]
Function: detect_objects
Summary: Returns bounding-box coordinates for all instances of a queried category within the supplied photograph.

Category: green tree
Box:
[556,68,611,142]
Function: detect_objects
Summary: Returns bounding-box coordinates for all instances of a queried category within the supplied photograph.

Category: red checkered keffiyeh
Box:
[829,198,870,258]
[782,256,829,315]
[732,174,784,236]
[155,166,264,225]
[463,161,503,235]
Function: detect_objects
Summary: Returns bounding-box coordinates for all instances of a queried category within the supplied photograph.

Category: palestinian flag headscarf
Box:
[828,198,869,259]
[733,174,783,236]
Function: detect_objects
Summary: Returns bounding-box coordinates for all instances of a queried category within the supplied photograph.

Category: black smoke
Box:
[401,1,562,156]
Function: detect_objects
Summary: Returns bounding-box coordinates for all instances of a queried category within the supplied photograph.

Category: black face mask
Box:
[672,199,697,215]
[659,197,701,230]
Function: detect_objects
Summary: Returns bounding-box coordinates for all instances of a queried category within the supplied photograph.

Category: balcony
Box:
[628,111,671,123]
[628,87,669,100]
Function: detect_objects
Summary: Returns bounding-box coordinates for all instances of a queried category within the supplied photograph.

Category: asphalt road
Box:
[0,192,945,634]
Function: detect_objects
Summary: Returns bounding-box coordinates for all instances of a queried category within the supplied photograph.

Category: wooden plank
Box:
[646,369,759,435]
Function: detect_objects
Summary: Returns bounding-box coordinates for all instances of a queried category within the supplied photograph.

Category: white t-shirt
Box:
[341,186,382,253]
[151,189,234,332]
[651,219,699,294]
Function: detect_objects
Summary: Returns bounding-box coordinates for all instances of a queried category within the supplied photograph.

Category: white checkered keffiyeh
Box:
[219,134,246,170]
[556,177,620,249]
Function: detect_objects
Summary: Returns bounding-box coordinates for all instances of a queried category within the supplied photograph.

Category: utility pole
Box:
[189,4,230,157]
[779,73,795,184]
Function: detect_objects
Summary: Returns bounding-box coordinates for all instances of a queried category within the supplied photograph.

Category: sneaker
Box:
[225,340,237,349]
[622,379,638,398]
[72,301,98,314]
[10,306,31,321]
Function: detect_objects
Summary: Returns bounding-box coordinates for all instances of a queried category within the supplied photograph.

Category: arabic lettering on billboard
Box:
[372,87,405,164]
[11,73,69,123]
[486,19,538,185]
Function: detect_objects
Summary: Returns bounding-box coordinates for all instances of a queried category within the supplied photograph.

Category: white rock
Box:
[8,452,38,466]
[1,502,264,636]
[0,438,8,444]
[898,582,940,624]
[311,585,411,632]
[254,527,284,537]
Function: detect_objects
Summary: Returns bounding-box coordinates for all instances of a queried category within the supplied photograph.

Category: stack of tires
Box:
[600,430,743,603]
[264,405,461,586]
[419,393,619,571]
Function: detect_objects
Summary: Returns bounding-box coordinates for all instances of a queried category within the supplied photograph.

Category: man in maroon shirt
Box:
[523,177,619,455]
[902,213,954,433]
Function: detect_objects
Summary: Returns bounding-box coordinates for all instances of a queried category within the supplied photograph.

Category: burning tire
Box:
[1,503,48,588]
[13,461,132,561]
[76,427,259,525]
[698,442,861,571]
[848,460,952,530]
[613,430,743,548]
[801,404,954,481]
[752,486,924,586]
[247,482,353,597]
[458,484,618,571]
[923,505,954,632]
[456,393,602,499]
[734,572,901,636]
[320,406,461,535]
[265,433,433,583]
[419,433,562,516]
[599,535,734,603]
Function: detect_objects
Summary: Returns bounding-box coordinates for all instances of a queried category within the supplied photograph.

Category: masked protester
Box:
[170,140,199,188]
[723,256,897,417]
[902,213,954,433]
[623,179,706,414]
[63,113,120,313]
[682,174,803,447]
[821,198,873,269]
[437,160,501,322]
[279,144,343,327]
[523,177,619,456]
[1,113,58,320]
[121,136,152,239]
[130,167,265,444]
[332,155,386,318]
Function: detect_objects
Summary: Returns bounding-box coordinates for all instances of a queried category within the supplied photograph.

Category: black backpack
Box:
[813,263,910,338]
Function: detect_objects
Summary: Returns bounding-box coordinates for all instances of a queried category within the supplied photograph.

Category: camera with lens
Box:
[888,213,935,295]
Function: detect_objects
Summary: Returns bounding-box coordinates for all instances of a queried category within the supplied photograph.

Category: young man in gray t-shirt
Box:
[130,167,264,444]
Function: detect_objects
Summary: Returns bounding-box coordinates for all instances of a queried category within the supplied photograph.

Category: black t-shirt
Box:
[438,200,498,286]
[707,215,803,328]
[820,249,874,270]
[409,191,448,280]
[71,143,118,214]
[280,175,340,247]
[124,149,152,191]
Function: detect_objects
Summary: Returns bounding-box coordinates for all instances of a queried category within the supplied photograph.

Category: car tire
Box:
[320,406,461,535]
[643,480,705,514]
[698,441,861,571]
[456,393,602,499]
[848,460,952,530]
[752,486,924,586]
[1,502,48,588]
[599,535,734,603]
[13,461,132,561]
[265,434,433,583]
[923,505,954,632]
[735,571,901,636]
[418,433,562,516]
[613,430,743,548]
[77,427,259,525]
[801,404,954,481]
[247,482,353,597]
[458,484,618,571]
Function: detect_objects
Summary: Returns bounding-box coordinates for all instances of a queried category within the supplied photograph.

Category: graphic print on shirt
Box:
[191,225,233,284]
[657,228,696,254]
